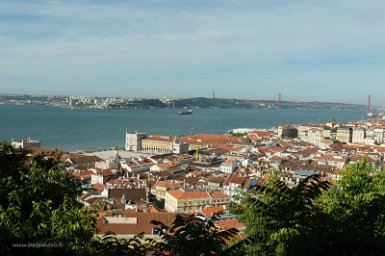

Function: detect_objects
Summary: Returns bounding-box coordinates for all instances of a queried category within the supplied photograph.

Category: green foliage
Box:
[92,232,149,256]
[110,99,167,109]
[151,213,238,256]
[0,143,28,180]
[0,143,95,256]
[175,97,260,109]
[231,158,385,255]
[2,142,385,255]
[0,143,239,255]
[323,158,385,255]
[230,175,330,255]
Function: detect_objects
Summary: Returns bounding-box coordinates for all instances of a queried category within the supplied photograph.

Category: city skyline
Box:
[1,0,385,103]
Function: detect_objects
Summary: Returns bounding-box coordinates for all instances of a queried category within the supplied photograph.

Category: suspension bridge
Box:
[267,93,385,117]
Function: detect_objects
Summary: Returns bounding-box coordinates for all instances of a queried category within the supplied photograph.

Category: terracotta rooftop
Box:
[152,180,181,189]
[202,205,225,217]
[180,133,240,145]
[222,159,237,164]
[210,191,230,199]
[208,176,225,184]
[95,168,117,177]
[72,170,93,179]
[68,155,103,165]
[224,175,252,189]
[279,141,291,148]
[91,183,105,191]
[97,210,177,235]
[167,189,210,200]
[215,219,245,230]
[108,188,147,205]
[217,144,247,152]
[154,161,179,170]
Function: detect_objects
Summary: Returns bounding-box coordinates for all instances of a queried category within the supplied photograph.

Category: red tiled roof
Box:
[68,155,103,164]
[92,183,105,191]
[180,134,240,146]
[222,159,236,164]
[72,170,93,179]
[270,155,282,161]
[210,191,230,198]
[152,180,181,189]
[155,161,178,170]
[208,176,225,184]
[108,188,147,205]
[279,141,291,148]
[97,210,177,235]
[215,219,245,230]
[202,205,225,217]
[217,144,247,151]
[95,169,116,177]
[167,189,210,200]
[225,176,245,185]
[224,175,252,189]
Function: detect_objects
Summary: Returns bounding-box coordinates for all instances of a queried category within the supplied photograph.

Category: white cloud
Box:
[1,0,385,98]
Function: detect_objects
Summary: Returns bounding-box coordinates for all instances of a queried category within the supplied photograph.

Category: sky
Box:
[1,0,385,103]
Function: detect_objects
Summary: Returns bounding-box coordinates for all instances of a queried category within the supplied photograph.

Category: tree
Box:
[0,143,28,180]
[230,158,385,255]
[91,232,149,256]
[3,141,385,255]
[229,175,330,256]
[323,158,385,255]
[0,143,96,256]
[151,213,238,256]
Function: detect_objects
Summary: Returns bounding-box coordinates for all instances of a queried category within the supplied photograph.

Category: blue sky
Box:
[1,0,385,103]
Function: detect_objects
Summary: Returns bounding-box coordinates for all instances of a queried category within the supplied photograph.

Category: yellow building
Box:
[141,135,174,153]
[151,180,182,200]
[140,135,189,154]
[164,189,231,213]
[165,189,211,213]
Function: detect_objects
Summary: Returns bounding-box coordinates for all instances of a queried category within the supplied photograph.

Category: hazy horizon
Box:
[0,92,370,104]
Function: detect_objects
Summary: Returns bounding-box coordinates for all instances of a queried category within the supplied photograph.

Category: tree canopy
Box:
[1,142,385,255]
[0,143,238,256]
[229,157,385,256]
[0,144,96,255]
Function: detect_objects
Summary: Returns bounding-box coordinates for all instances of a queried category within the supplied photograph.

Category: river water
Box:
[0,105,366,151]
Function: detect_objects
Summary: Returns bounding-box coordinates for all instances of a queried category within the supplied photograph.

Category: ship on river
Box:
[179,109,193,115]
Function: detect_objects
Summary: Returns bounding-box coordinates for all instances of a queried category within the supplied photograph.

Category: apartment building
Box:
[151,180,181,200]
[219,159,239,173]
[165,189,211,213]
[120,157,155,175]
[125,132,189,154]
[297,124,332,148]
[125,131,147,151]
[336,127,353,143]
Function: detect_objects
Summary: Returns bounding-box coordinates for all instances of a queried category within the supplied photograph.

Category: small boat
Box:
[179,109,193,115]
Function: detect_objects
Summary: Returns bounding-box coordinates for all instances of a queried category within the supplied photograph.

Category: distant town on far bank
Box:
[0,93,366,110]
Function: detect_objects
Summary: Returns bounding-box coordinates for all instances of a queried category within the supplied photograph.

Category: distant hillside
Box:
[170,97,364,110]
[0,94,365,110]
[172,97,262,109]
